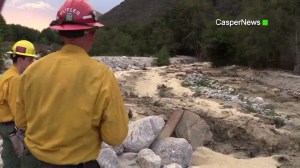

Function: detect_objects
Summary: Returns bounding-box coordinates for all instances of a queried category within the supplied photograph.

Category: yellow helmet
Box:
[7,40,37,57]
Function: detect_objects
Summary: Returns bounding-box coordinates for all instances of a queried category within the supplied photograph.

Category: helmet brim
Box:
[50,22,104,31]
[7,51,37,57]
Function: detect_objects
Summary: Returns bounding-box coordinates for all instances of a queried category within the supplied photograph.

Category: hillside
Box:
[99,0,181,25]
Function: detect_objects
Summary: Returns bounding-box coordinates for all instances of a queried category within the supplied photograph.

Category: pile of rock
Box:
[97,116,193,168]
[93,56,155,71]
[1,56,156,73]
[181,72,276,115]
[0,117,193,168]
[249,70,300,99]
[0,140,3,166]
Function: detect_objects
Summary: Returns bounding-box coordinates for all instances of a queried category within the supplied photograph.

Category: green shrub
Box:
[155,46,170,66]
[0,43,4,73]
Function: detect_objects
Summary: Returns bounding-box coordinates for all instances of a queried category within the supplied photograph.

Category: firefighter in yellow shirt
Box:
[0,40,36,168]
[15,0,129,167]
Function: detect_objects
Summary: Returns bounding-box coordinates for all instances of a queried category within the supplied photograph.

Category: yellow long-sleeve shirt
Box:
[0,66,20,122]
[16,44,128,165]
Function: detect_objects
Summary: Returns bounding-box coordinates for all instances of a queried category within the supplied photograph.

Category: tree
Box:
[4,24,40,42]
[0,14,5,40]
[90,0,297,71]
[293,0,300,74]
[236,0,297,69]
[39,28,61,45]
[155,46,170,66]
[0,14,6,72]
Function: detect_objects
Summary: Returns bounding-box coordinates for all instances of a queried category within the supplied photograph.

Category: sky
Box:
[2,0,123,31]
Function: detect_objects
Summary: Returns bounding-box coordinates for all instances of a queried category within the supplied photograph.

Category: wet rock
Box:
[151,137,193,167]
[123,116,165,152]
[273,117,286,128]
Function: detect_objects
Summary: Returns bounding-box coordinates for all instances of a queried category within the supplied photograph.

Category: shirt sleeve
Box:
[97,68,129,146]
[15,75,27,130]
[0,78,9,104]
[7,76,21,121]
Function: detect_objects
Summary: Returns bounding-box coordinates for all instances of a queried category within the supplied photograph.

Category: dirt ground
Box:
[116,58,300,168]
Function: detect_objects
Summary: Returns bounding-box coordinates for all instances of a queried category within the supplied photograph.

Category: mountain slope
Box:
[99,0,181,25]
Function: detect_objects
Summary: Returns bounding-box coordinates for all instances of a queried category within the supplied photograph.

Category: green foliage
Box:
[155,46,170,66]
[4,24,40,42]
[0,18,62,65]
[39,28,61,45]
[206,27,237,67]
[0,14,6,39]
[0,14,6,72]
[181,80,192,87]
[0,0,293,71]
[203,0,297,69]
[195,80,211,87]
[234,0,297,69]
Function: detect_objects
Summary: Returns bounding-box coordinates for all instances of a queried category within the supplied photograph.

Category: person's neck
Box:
[64,40,89,52]
[13,63,22,74]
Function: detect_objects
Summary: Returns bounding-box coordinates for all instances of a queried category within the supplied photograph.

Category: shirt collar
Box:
[10,65,20,75]
[61,44,88,56]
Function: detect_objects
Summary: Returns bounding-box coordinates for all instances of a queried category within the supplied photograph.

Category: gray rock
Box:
[92,56,155,71]
[101,142,112,149]
[118,153,140,168]
[137,149,161,168]
[253,97,264,104]
[101,142,124,156]
[112,146,125,156]
[151,137,193,167]
[163,163,182,168]
[97,148,118,168]
[123,116,165,152]
[0,143,2,167]
[175,111,213,150]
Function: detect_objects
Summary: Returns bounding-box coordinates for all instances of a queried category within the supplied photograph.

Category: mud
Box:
[116,59,300,168]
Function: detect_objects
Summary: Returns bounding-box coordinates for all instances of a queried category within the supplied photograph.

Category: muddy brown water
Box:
[116,62,300,167]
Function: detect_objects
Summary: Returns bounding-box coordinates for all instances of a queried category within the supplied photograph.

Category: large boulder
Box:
[163,163,182,168]
[101,142,124,156]
[0,139,2,166]
[137,149,161,168]
[123,116,165,152]
[175,111,213,149]
[151,137,193,167]
[118,153,140,168]
[97,148,118,168]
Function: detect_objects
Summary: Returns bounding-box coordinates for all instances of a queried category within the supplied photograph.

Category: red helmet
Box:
[50,0,104,30]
